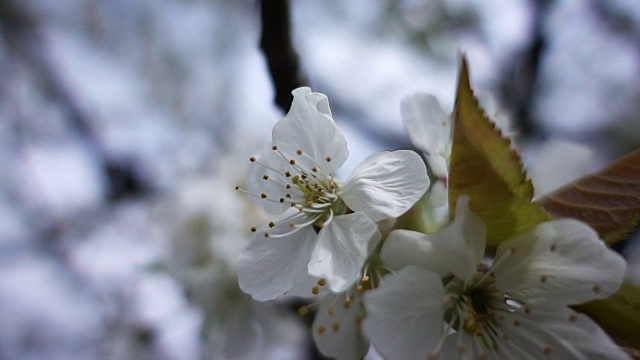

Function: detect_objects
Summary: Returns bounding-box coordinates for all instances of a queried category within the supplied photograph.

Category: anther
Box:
[234,185,240,190]
[272,145,278,150]
[513,320,521,327]
[298,306,309,316]
[290,159,296,165]
[592,284,601,293]
[361,275,370,283]
[543,345,553,356]
[312,286,320,295]
[279,198,285,203]
[524,306,531,315]
[268,221,275,228]
[568,313,578,322]
[296,149,303,155]
[264,232,270,238]
[312,166,318,172]
[331,322,340,332]
[285,171,291,177]
[540,275,548,283]
[325,157,331,162]
[317,325,326,334]
[261,193,267,199]
[262,175,269,180]
[317,279,326,286]
[343,298,352,308]
[250,227,257,232]
[250,156,256,162]
[328,307,335,316]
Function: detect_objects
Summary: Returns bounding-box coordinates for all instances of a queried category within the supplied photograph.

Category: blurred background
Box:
[1,0,640,359]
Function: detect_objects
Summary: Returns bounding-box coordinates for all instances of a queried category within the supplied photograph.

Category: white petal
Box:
[363,266,446,360]
[272,88,348,174]
[428,179,448,208]
[308,213,380,292]
[244,145,297,214]
[286,271,330,299]
[380,229,434,271]
[438,332,501,360]
[340,150,429,222]
[493,219,626,306]
[313,291,369,360]
[495,306,630,360]
[401,92,450,155]
[237,225,316,301]
[426,152,449,178]
[381,196,485,280]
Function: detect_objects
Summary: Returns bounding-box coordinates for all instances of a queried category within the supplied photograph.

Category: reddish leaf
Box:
[538,149,640,245]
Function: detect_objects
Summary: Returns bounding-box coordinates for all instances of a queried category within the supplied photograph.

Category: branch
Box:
[0,0,146,201]
[259,0,308,112]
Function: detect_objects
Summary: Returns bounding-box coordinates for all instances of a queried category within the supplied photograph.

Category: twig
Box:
[259,0,308,112]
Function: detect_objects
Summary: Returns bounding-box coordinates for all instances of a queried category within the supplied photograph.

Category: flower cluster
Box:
[236,87,629,360]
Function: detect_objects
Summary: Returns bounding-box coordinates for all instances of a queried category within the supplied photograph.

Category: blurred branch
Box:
[0,0,146,201]
[498,0,552,140]
[259,0,308,112]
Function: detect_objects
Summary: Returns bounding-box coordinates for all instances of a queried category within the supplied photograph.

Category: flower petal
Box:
[286,271,331,299]
[381,196,485,280]
[363,266,446,360]
[237,225,316,301]
[312,291,369,360]
[308,213,380,292]
[272,87,348,174]
[438,332,502,360]
[495,306,630,360]
[340,150,429,222]
[401,92,450,155]
[493,219,626,306]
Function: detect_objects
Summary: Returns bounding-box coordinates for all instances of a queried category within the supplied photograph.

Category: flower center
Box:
[237,146,350,237]
[442,271,504,350]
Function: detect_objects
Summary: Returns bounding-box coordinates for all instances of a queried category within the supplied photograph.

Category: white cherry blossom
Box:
[294,276,371,360]
[401,92,451,179]
[364,197,628,360]
[285,233,387,360]
[237,87,429,300]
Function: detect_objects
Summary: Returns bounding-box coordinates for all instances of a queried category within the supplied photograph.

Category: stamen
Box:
[476,248,514,286]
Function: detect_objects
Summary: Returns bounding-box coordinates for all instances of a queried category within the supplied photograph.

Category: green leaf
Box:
[448,57,550,244]
[538,149,640,245]
[574,280,640,349]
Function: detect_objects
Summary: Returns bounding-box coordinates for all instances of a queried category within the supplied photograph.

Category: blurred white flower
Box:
[401,91,513,182]
[237,87,429,299]
[298,282,370,360]
[157,146,306,359]
[401,92,451,180]
[364,197,628,360]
